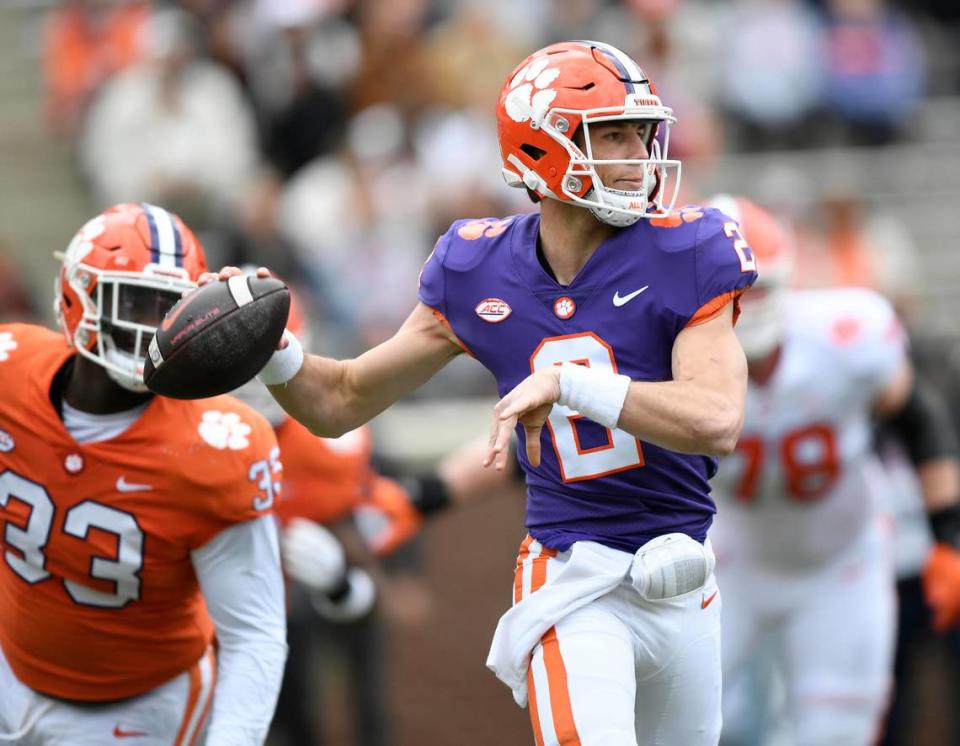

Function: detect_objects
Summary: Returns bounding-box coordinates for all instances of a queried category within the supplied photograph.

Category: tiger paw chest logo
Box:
[0,332,17,362]
[199,411,252,450]
[504,56,561,124]
[553,296,576,319]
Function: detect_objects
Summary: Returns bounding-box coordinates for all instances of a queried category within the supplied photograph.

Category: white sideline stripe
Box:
[145,204,177,268]
[227,275,254,307]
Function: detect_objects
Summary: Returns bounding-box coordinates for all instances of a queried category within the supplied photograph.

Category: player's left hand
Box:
[922,543,960,632]
[485,368,561,470]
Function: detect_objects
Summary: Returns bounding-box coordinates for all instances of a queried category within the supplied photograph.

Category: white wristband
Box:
[557,362,631,430]
[257,331,304,386]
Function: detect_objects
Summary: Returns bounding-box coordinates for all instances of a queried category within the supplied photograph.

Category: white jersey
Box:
[711,287,906,568]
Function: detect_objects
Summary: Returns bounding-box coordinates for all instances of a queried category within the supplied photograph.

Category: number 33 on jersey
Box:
[419,206,757,553]
[0,323,281,702]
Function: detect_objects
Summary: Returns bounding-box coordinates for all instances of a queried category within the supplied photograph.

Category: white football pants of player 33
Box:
[715,516,896,746]
[489,536,723,746]
[0,644,215,745]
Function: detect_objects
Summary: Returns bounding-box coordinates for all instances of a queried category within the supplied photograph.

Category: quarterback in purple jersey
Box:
[204,40,755,746]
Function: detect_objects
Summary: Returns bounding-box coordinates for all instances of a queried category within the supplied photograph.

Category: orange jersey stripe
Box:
[686,289,744,327]
[429,308,475,357]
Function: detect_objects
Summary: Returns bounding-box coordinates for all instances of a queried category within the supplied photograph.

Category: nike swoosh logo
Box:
[116,476,153,493]
[612,286,649,307]
[701,589,719,609]
[113,725,148,738]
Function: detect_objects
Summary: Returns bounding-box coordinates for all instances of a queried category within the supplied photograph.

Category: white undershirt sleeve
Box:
[191,515,288,746]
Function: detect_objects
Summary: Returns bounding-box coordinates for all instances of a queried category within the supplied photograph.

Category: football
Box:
[143,275,290,399]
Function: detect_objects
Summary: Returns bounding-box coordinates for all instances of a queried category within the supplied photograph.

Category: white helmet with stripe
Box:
[54,203,208,392]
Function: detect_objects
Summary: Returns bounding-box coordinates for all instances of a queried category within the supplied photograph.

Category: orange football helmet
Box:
[497,40,680,227]
[54,203,207,392]
[708,194,795,360]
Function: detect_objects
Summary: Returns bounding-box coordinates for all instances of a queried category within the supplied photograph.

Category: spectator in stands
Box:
[43,0,150,141]
[718,0,824,151]
[239,0,358,179]
[78,6,262,265]
[821,0,927,146]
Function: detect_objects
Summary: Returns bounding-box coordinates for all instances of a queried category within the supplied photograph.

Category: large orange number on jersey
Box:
[0,470,143,608]
[733,424,840,503]
[780,424,840,501]
[530,333,644,482]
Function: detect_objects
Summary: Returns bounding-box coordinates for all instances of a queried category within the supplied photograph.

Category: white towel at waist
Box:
[485,540,633,707]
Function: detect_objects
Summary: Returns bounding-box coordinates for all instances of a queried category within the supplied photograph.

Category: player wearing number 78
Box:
[707,195,960,746]
[0,203,287,745]
[211,41,756,745]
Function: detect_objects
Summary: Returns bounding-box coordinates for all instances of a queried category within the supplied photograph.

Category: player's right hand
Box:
[485,367,561,470]
[280,518,347,595]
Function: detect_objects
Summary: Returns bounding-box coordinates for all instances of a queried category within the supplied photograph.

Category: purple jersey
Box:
[418,207,757,553]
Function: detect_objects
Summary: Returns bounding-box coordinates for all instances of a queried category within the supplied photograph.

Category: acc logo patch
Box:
[0,429,14,453]
[199,411,252,450]
[475,298,512,323]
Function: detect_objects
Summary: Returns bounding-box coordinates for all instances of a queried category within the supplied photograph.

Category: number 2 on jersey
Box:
[530,333,643,482]
[723,221,756,273]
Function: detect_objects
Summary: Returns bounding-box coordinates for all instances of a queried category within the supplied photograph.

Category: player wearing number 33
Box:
[0,204,287,745]
[214,41,755,745]
[707,195,960,746]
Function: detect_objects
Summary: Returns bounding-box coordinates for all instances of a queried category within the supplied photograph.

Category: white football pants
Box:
[0,643,215,745]
[516,537,723,746]
[717,518,896,746]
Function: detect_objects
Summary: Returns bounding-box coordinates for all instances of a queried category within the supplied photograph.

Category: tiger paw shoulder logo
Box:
[199,411,252,450]
[650,206,704,228]
[458,218,513,241]
[504,56,561,124]
[0,332,17,362]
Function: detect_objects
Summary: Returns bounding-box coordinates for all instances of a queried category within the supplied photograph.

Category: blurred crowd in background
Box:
[14,0,960,358]
[5,0,960,744]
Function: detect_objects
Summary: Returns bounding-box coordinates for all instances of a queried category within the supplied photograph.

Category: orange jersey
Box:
[0,323,281,701]
[273,418,373,526]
